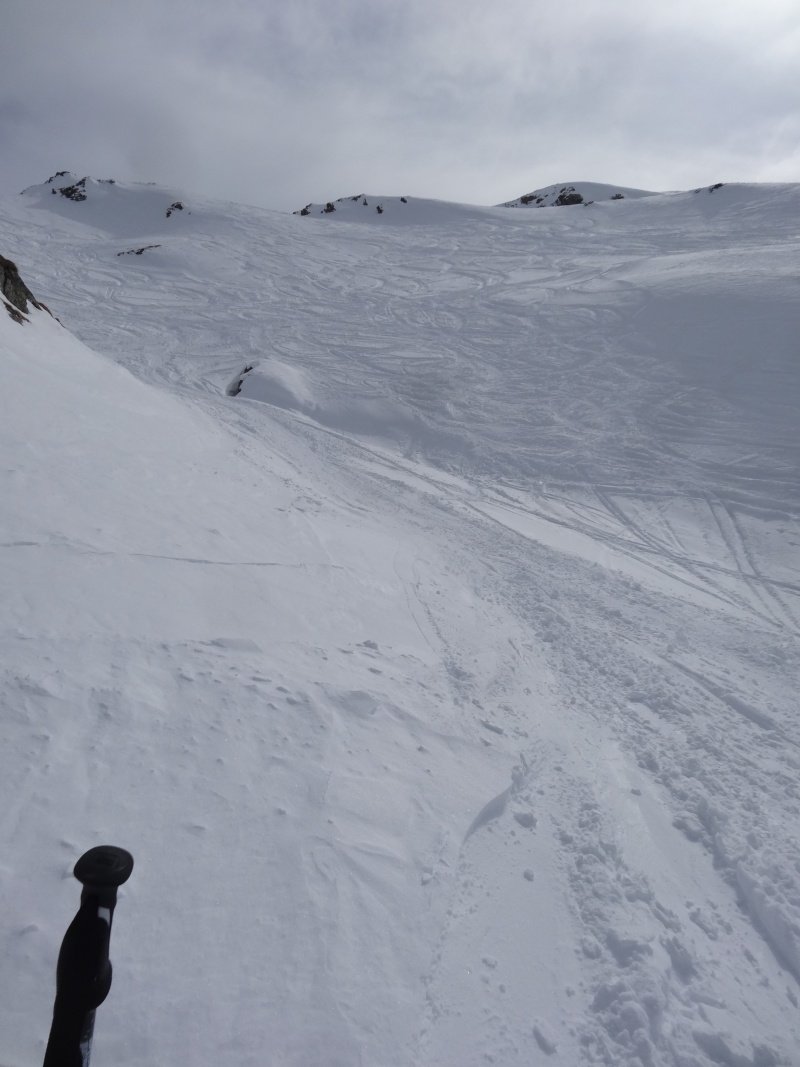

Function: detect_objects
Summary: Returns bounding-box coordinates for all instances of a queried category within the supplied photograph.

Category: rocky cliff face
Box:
[0,254,50,323]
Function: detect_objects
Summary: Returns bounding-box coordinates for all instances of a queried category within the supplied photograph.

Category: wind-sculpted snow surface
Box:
[1,176,799,1066]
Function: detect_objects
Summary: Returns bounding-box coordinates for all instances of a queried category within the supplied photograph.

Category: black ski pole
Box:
[43,846,134,1067]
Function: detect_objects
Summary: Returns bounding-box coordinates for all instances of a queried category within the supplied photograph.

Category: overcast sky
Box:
[1,0,798,212]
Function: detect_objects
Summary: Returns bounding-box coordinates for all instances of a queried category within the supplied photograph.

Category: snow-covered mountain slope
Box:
[293,191,503,225]
[292,185,661,221]
[19,172,202,240]
[500,181,658,208]
[2,176,800,1067]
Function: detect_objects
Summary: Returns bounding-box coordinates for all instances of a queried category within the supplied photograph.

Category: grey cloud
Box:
[0,0,798,210]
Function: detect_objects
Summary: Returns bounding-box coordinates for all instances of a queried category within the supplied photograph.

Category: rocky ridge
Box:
[0,254,50,323]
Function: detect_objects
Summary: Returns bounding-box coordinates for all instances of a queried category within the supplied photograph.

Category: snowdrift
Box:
[227,359,418,441]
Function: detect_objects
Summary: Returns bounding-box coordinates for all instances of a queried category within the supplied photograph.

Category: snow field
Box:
[2,173,800,1065]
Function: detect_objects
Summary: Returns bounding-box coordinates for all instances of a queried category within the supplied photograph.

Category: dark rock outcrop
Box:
[117,245,161,256]
[1,254,51,323]
[58,178,88,202]
[39,173,115,202]
[553,190,584,206]
[226,364,253,397]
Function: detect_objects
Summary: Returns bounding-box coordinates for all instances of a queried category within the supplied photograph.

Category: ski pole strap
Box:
[43,847,134,1067]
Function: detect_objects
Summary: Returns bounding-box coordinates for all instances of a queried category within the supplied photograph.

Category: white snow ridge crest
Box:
[1,173,799,1066]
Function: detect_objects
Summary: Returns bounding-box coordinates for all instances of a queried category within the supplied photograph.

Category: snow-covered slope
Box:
[2,175,800,1067]
[500,181,658,208]
[19,172,201,239]
[293,191,501,225]
[293,184,658,221]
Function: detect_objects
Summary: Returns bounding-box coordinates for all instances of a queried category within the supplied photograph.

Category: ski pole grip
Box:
[74,846,134,908]
[43,846,134,1067]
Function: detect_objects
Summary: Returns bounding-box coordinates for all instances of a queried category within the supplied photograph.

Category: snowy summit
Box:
[2,171,800,1067]
[20,171,195,238]
[499,181,658,208]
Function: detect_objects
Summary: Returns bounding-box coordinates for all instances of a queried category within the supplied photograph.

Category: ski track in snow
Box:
[1,177,799,1066]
